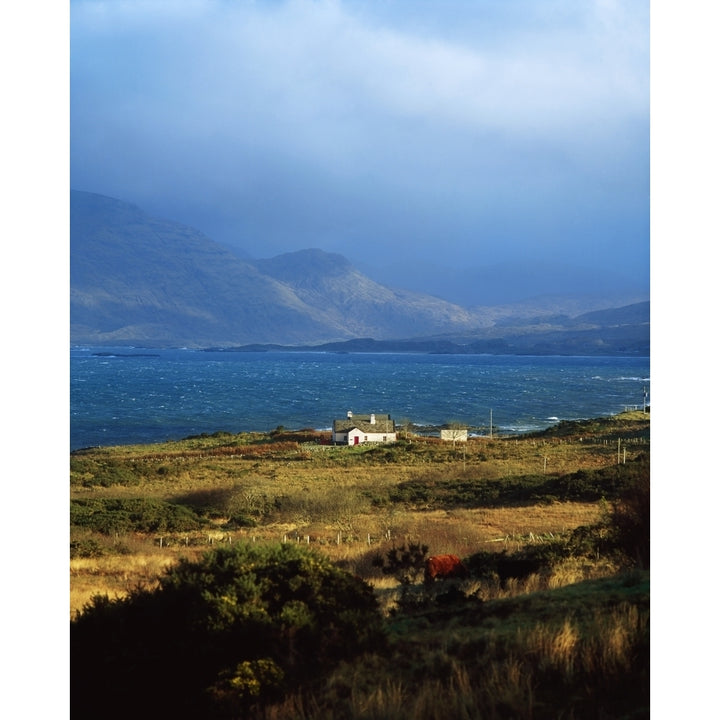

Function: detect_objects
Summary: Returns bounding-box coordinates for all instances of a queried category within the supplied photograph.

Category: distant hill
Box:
[394,301,650,355]
[70,190,649,353]
[219,299,649,356]
[71,191,480,347]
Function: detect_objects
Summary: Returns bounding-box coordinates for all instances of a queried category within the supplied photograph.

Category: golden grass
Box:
[70,552,171,617]
[69,501,606,618]
[71,415,649,618]
[260,596,648,720]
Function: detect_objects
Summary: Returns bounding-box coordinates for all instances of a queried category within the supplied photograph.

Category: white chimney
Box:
[370,413,376,424]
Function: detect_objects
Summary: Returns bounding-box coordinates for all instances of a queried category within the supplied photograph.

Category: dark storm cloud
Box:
[70,0,649,296]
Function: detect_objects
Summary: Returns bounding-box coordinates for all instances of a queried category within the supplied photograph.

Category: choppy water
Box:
[70,347,649,450]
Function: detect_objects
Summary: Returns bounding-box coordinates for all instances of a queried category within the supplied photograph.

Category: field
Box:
[70,411,650,718]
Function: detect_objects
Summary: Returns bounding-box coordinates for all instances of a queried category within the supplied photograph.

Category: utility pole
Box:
[643,386,648,413]
[489,409,493,439]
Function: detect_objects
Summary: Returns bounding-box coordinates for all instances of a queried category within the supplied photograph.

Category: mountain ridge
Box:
[70,190,648,353]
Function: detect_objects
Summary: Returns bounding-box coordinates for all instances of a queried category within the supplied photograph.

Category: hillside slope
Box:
[71,191,480,346]
[70,190,649,352]
[254,249,479,339]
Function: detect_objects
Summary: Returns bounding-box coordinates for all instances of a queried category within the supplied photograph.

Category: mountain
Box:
[70,190,649,353]
[253,249,479,340]
[70,191,480,347]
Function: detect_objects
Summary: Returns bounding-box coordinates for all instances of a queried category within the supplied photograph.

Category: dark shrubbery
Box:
[224,513,259,529]
[545,459,647,502]
[462,462,651,580]
[70,456,143,487]
[70,497,204,534]
[71,543,385,718]
[70,537,108,559]
[373,542,430,585]
[608,464,650,568]
[465,547,551,587]
[374,457,649,510]
[269,428,328,444]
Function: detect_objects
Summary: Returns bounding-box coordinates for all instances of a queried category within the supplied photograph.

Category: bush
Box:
[70,457,143,487]
[557,465,650,568]
[609,465,650,568]
[376,459,650,511]
[70,537,107,559]
[224,513,258,529]
[373,542,429,585]
[464,548,547,588]
[71,543,385,718]
[70,498,204,534]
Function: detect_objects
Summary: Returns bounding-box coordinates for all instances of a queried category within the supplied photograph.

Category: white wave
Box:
[502,425,543,433]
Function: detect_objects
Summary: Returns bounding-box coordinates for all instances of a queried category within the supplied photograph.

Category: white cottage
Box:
[331,411,397,446]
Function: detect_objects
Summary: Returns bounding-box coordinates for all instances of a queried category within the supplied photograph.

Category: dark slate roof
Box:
[333,414,395,433]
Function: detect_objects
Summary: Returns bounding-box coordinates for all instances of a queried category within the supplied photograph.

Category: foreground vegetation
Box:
[71,411,650,718]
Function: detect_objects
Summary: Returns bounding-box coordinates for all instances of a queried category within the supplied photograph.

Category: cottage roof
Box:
[333,413,395,434]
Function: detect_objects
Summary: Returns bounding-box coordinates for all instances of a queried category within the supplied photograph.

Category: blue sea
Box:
[70,348,650,450]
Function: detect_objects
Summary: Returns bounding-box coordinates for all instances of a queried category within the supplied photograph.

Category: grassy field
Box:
[70,410,650,718]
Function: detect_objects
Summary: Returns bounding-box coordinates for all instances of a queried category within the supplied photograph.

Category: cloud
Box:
[71,0,649,289]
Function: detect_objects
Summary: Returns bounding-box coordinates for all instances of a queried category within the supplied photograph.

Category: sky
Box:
[69,0,650,302]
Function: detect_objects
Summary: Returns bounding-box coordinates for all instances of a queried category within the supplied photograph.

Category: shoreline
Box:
[71,409,649,454]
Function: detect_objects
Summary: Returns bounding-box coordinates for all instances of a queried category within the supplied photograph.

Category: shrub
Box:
[608,465,650,568]
[224,513,258,529]
[378,459,650,511]
[464,549,545,588]
[70,457,142,487]
[70,498,204,534]
[71,543,385,718]
[70,538,107,559]
[373,542,429,585]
